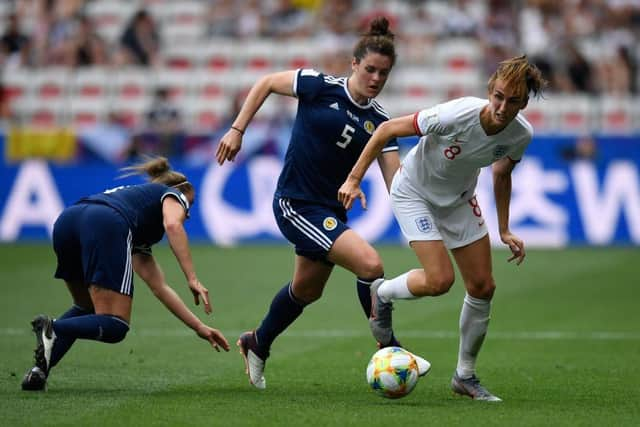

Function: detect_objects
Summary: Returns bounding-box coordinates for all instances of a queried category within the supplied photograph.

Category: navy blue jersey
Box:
[275,69,398,208]
[79,182,190,250]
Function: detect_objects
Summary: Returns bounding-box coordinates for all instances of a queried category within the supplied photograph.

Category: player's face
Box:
[487,78,528,128]
[350,52,393,102]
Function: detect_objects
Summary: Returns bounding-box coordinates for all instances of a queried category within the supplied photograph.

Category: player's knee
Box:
[357,254,384,279]
[427,274,455,296]
[466,277,496,300]
[100,316,130,343]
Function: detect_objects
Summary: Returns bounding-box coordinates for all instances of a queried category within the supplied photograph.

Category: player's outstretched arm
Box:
[162,196,212,313]
[215,70,297,165]
[493,157,526,265]
[132,253,230,352]
[338,114,416,210]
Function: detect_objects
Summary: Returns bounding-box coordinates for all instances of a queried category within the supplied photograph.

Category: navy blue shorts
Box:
[273,197,349,262]
[53,203,134,296]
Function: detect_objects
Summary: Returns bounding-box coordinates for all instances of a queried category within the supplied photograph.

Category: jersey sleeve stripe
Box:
[412,111,421,135]
[293,69,301,97]
[381,146,399,153]
[161,191,190,213]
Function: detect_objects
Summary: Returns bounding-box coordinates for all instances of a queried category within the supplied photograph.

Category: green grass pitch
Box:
[1,244,639,426]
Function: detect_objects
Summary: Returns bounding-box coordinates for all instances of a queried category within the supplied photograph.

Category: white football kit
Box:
[391,96,533,248]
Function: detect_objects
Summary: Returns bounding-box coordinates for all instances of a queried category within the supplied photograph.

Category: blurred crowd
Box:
[0,0,638,94]
[0,0,638,163]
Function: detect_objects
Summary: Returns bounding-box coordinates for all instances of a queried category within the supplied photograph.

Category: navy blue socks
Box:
[357,276,383,318]
[255,283,306,359]
[50,314,129,368]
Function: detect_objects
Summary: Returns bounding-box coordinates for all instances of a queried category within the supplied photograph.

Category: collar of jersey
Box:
[342,78,374,110]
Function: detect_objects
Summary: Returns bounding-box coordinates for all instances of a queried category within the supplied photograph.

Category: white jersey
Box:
[401,96,533,208]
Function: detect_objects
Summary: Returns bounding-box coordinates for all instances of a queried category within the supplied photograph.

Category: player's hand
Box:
[215,129,243,165]
[188,278,212,314]
[500,231,526,265]
[338,178,367,211]
[196,324,230,352]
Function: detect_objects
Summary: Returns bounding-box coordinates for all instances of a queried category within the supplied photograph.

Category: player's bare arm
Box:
[132,253,229,351]
[339,114,415,210]
[162,196,213,312]
[215,70,297,165]
[493,157,526,265]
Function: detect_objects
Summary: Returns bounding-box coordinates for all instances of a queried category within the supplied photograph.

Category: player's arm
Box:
[339,114,416,210]
[162,195,211,314]
[132,253,230,351]
[376,150,400,192]
[493,157,525,265]
[215,70,297,165]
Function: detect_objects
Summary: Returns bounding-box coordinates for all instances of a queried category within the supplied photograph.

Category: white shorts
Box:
[390,168,488,249]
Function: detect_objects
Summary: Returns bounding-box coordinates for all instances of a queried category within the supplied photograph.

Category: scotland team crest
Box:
[415,217,432,233]
[364,121,375,135]
[493,145,508,160]
[323,217,337,231]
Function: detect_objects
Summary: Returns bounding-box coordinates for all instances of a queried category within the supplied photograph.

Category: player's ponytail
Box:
[353,16,397,67]
[120,156,194,194]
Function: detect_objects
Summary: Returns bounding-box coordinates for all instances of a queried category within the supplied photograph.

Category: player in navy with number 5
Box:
[215,17,429,389]
[21,157,230,391]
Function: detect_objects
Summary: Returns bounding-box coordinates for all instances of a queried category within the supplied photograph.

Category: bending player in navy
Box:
[21,157,230,391]
[215,17,429,389]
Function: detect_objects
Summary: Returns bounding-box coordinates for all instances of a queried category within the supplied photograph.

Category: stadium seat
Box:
[600,95,634,134]
[155,69,199,101]
[71,68,110,99]
[184,98,232,131]
[85,0,137,43]
[33,68,71,100]
[70,99,107,129]
[556,96,594,135]
[112,69,154,100]
[202,39,235,71]
[3,68,33,102]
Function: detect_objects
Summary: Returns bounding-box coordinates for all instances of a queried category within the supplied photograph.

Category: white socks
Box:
[456,293,491,379]
[377,271,419,303]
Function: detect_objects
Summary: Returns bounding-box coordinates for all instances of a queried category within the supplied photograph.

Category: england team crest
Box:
[415,217,432,233]
[493,145,508,160]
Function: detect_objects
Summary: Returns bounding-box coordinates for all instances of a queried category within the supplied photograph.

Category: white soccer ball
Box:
[366,346,419,399]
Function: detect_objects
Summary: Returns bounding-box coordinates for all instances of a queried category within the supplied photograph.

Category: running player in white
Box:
[338,55,547,401]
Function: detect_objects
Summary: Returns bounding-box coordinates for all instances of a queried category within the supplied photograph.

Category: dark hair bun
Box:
[367,16,394,40]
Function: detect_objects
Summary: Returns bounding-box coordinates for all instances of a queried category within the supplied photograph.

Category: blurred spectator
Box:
[117,10,160,67]
[236,0,267,38]
[266,0,313,39]
[66,15,109,67]
[144,87,184,157]
[561,134,598,162]
[444,0,483,37]
[564,43,595,94]
[0,13,31,68]
[206,0,239,37]
[0,82,12,127]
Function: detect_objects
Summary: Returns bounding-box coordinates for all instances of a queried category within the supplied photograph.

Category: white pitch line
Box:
[2,328,639,341]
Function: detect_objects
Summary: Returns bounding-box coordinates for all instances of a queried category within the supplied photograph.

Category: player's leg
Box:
[238,198,338,388]
[450,233,501,401]
[328,229,399,346]
[50,207,132,364]
[328,228,384,317]
[238,255,332,389]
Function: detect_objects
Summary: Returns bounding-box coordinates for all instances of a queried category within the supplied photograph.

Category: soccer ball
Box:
[366,346,419,399]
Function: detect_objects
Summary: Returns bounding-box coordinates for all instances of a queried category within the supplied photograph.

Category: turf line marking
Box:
[3,328,640,341]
